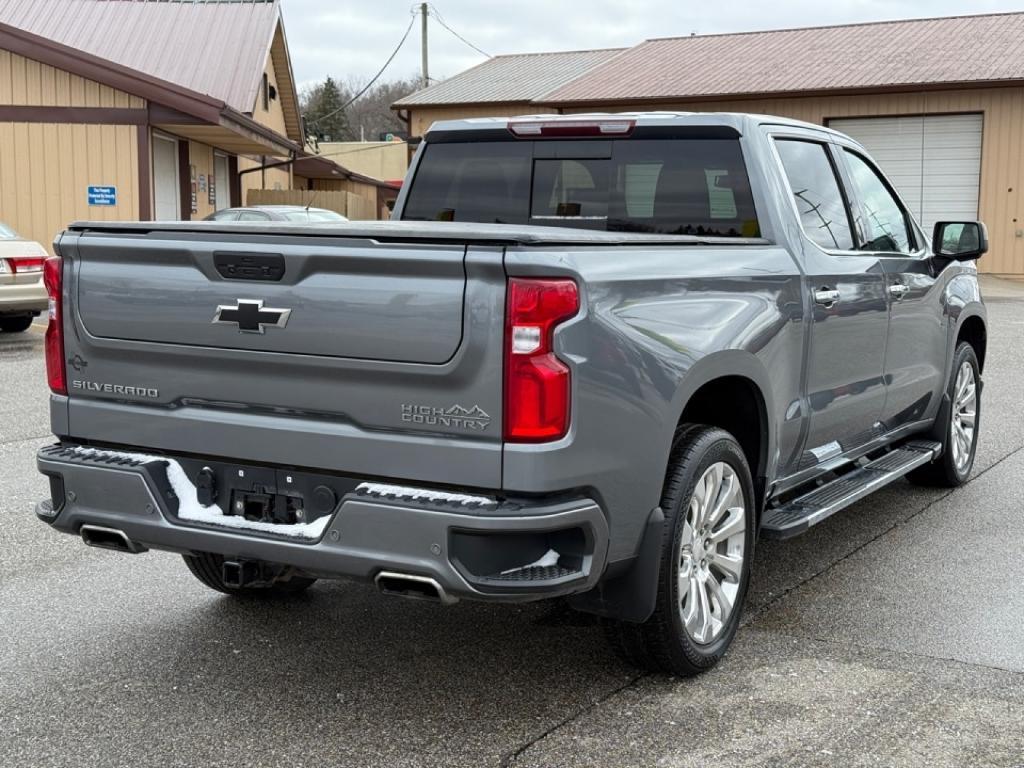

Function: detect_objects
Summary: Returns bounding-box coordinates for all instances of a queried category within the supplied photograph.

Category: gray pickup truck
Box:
[35,113,988,676]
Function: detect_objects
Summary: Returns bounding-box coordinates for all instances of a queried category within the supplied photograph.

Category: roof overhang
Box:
[268,19,304,143]
[532,79,1024,110]
[293,154,398,188]
[0,20,299,157]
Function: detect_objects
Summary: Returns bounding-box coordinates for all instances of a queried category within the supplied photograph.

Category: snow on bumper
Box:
[35,444,609,601]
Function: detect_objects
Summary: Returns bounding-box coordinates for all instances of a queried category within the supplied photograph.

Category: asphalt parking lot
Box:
[1,281,1022,768]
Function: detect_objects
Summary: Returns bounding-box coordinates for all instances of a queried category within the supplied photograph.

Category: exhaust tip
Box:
[375,571,456,605]
[79,524,146,554]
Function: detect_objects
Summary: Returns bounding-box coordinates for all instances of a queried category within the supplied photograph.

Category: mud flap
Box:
[567,506,664,623]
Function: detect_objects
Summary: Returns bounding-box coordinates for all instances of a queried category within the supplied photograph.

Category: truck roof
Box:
[426,111,849,140]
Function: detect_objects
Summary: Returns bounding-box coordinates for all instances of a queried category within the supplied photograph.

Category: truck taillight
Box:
[504,278,579,442]
[43,256,66,395]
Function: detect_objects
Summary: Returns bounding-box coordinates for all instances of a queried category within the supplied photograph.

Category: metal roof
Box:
[394,48,625,107]
[0,0,280,114]
[545,13,1024,104]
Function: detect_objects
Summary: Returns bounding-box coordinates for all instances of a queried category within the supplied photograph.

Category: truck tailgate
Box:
[76,236,465,363]
[58,229,506,488]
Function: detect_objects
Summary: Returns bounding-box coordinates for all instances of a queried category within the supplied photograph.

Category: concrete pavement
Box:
[1,292,1022,767]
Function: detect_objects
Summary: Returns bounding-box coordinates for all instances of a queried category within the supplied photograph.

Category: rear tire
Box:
[908,342,981,488]
[604,424,755,676]
[0,315,33,333]
[183,552,317,595]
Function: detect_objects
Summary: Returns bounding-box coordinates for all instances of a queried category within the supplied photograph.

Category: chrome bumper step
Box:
[761,440,942,539]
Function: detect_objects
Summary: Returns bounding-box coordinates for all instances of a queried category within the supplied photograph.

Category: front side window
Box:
[842,150,913,253]
[774,139,854,251]
[402,138,760,237]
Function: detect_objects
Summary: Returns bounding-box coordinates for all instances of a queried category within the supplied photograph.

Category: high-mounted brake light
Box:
[43,256,66,395]
[507,119,635,138]
[504,278,579,442]
[4,256,45,274]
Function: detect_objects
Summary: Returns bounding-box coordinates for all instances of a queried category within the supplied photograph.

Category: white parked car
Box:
[0,222,49,333]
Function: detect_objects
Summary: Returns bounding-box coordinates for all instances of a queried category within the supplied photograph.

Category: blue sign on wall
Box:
[87,186,117,206]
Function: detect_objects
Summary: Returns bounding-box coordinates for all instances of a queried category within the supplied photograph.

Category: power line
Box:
[428,4,491,58]
[305,13,417,129]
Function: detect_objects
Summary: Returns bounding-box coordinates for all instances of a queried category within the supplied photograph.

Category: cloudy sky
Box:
[281,0,1024,90]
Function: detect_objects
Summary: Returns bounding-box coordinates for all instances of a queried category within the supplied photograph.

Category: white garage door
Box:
[829,114,982,238]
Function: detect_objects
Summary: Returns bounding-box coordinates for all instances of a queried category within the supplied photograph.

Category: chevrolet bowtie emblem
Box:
[212,299,291,334]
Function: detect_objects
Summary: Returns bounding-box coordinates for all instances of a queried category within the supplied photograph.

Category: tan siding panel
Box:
[0,49,144,108]
[0,122,138,253]
[408,104,542,137]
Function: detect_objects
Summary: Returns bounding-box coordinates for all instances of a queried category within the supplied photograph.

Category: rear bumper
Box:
[0,279,46,313]
[36,444,609,603]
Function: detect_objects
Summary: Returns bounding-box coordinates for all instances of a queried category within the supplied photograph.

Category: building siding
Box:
[0,49,143,108]
[0,121,138,252]
[254,52,288,137]
[407,104,545,138]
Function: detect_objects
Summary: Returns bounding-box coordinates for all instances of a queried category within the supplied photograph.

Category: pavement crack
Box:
[499,673,646,767]
[744,444,1024,627]
[770,629,1024,677]
[0,433,53,449]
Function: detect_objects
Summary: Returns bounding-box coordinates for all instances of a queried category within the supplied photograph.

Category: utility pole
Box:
[420,2,429,89]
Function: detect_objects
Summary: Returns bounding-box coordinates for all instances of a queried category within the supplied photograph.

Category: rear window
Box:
[0,222,18,239]
[401,139,760,237]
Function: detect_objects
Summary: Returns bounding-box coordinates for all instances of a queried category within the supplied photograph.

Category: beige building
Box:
[0,0,385,253]
[395,13,1024,276]
[316,141,409,183]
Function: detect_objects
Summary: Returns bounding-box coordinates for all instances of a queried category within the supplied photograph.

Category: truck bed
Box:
[67,219,770,247]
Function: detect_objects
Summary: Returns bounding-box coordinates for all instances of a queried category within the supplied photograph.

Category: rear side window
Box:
[402,138,760,237]
[774,139,854,251]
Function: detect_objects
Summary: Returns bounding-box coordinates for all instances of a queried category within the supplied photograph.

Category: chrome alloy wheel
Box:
[951,360,978,474]
[677,462,747,644]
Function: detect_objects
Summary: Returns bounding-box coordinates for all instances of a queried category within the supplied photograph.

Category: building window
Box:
[262,73,269,111]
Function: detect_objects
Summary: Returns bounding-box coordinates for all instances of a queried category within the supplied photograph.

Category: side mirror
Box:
[932,221,988,261]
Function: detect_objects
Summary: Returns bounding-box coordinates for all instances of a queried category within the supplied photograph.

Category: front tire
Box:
[909,342,981,488]
[183,552,317,596]
[604,425,755,676]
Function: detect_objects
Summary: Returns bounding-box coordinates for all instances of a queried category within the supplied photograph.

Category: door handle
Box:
[888,283,909,300]
[813,287,841,306]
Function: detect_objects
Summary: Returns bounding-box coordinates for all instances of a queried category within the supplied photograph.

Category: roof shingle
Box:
[545,13,1024,103]
[394,47,625,106]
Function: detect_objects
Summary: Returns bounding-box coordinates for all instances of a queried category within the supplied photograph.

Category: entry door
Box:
[774,137,889,465]
[152,134,180,221]
[214,153,230,211]
[837,146,946,432]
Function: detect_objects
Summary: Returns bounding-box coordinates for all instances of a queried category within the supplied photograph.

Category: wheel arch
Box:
[955,313,987,373]
[669,352,774,510]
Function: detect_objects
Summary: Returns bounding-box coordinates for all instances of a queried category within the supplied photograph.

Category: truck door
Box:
[772,136,889,466]
[834,146,946,433]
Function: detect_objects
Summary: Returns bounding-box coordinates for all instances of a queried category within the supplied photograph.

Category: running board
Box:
[761,440,942,540]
